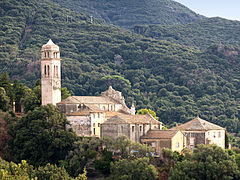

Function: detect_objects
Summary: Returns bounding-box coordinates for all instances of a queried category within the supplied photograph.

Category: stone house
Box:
[57,86,136,137]
[140,130,186,154]
[171,117,226,150]
[100,113,162,142]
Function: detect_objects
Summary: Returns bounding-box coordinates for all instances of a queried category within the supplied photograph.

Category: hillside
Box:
[132,17,240,49]
[52,0,203,28]
[1,0,240,134]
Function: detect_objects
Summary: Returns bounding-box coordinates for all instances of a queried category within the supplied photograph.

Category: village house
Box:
[101,113,162,142]
[140,130,186,154]
[57,86,137,137]
[171,117,226,150]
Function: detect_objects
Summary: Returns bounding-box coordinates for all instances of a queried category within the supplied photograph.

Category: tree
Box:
[0,72,14,104]
[35,163,73,180]
[12,80,28,112]
[0,158,36,180]
[61,87,71,100]
[0,87,10,111]
[110,157,158,180]
[8,104,77,166]
[169,144,240,180]
[102,135,153,159]
[62,138,100,177]
[137,108,158,120]
[21,85,41,113]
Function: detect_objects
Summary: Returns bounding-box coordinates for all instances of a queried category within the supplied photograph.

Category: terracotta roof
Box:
[57,96,120,104]
[87,104,104,112]
[67,109,91,116]
[103,113,161,125]
[57,96,80,104]
[171,117,225,131]
[141,130,180,139]
[105,111,128,119]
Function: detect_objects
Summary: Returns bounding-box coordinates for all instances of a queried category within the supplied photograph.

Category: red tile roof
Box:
[171,117,225,131]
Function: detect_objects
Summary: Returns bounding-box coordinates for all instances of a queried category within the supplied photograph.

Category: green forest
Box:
[1,0,240,135]
[0,73,240,179]
[132,17,240,49]
[52,0,203,28]
[1,0,240,179]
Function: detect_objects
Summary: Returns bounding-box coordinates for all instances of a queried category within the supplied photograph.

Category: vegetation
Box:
[169,145,240,179]
[52,0,203,28]
[1,0,240,135]
[133,17,240,49]
[8,104,77,167]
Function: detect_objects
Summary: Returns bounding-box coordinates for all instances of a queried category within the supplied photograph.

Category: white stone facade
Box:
[41,39,61,105]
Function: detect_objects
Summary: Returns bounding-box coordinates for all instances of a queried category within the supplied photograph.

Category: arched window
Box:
[54,65,56,77]
[44,65,46,75]
[44,52,46,58]
[56,66,58,77]
[47,65,50,76]
[47,52,50,57]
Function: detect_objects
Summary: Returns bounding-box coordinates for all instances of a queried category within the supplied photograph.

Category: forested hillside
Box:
[1,0,240,134]
[52,0,203,28]
[133,17,240,49]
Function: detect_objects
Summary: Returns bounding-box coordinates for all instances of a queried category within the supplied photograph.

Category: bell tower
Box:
[41,39,61,105]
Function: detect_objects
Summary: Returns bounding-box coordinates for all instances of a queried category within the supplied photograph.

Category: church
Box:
[41,40,162,140]
[40,40,225,150]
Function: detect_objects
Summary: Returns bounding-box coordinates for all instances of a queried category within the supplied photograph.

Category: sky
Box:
[174,0,240,21]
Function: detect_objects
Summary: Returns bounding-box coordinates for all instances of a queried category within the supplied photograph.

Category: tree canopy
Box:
[8,104,77,166]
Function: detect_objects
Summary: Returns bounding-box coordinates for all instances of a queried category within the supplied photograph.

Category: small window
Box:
[93,123,95,127]
[47,52,49,57]
[132,126,134,132]
[214,132,216,138]
[218,132,221,138]
[93,128,95,135]
[140,126,142,132]
[176,142,180,148]
[93,114,95,119]
[98,123,100,127]
[152,142,155,147]
[98,113,100,118]
[44,52,47,58]
[121,126,124,133]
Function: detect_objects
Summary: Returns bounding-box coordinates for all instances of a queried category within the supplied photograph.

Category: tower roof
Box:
[42,39,59,51]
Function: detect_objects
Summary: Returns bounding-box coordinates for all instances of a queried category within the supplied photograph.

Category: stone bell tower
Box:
[41,39,61,105]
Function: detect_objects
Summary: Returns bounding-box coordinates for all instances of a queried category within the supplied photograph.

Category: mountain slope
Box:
[132,17,240,49]
[52,0,203,28]
[1,0,240,133]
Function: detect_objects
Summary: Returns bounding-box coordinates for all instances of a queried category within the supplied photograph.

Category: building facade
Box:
[41,39,61,105]
[101,113,162,142]
[171,117,226,150]
[57,86,137,137]
[141,130,186,154]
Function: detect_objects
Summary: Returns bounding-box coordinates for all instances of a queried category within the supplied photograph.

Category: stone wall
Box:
[101,123,130,139]
[67,115,91,136]
[58,104,78,114]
